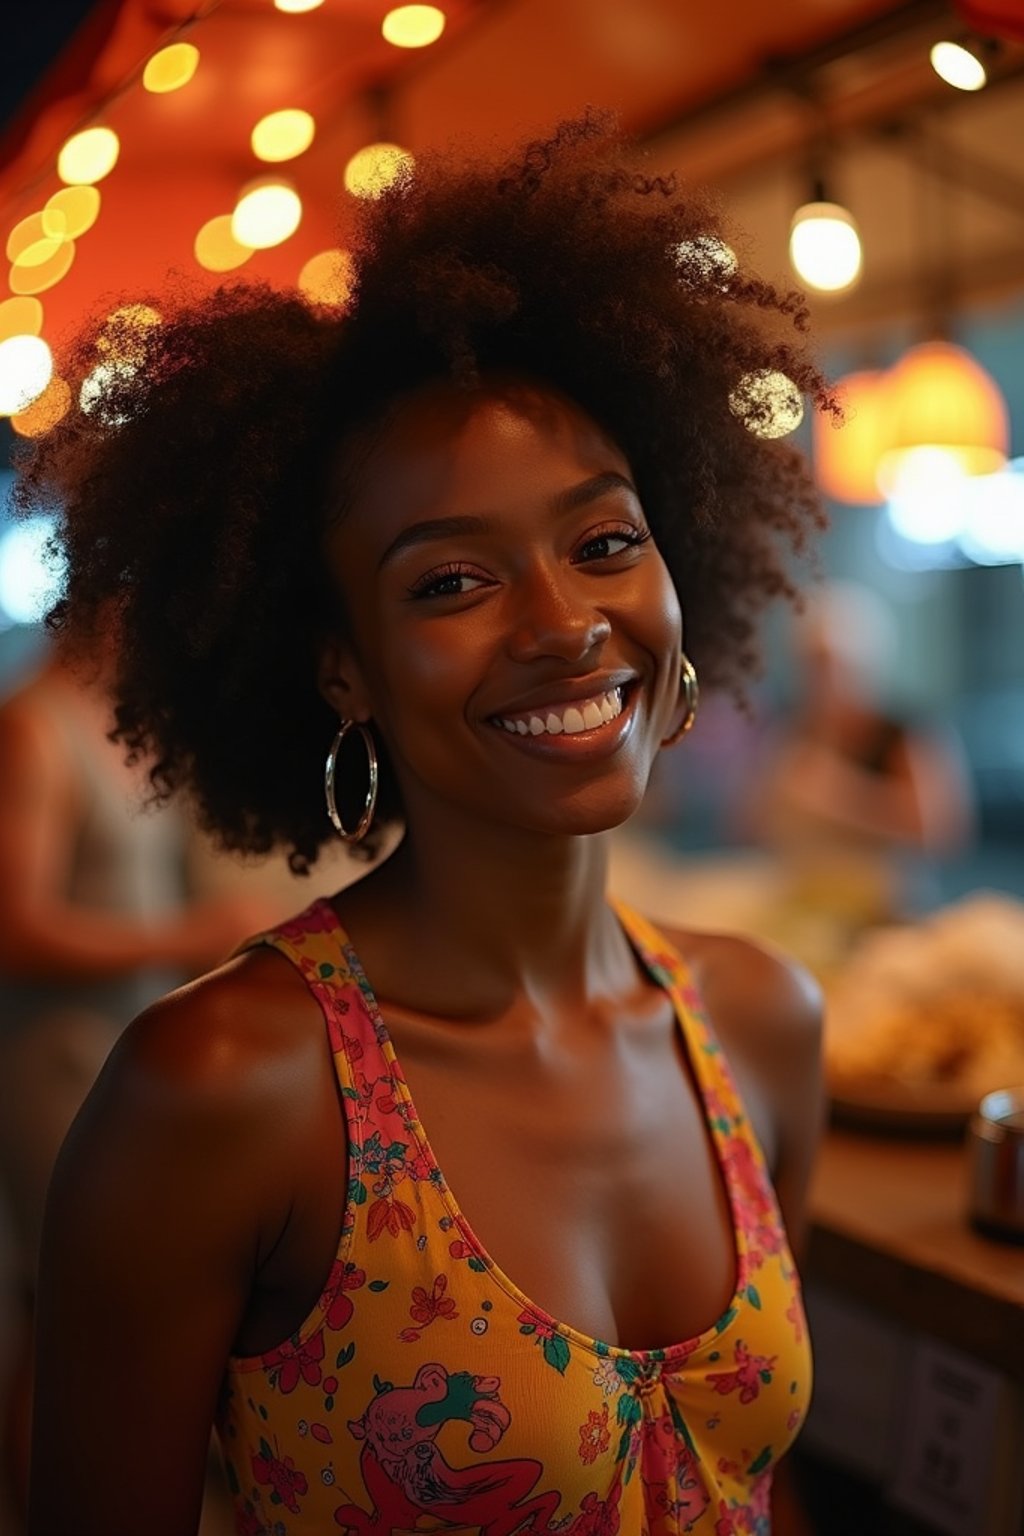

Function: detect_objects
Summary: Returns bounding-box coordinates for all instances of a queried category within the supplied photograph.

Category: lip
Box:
[486,671,638,722]
[486,681,641,761]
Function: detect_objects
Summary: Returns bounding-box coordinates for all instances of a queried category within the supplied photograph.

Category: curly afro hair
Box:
[14,110,833,871]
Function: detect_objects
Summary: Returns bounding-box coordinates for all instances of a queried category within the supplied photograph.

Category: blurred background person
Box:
[0,636,279,1520]
[735,580,975,939]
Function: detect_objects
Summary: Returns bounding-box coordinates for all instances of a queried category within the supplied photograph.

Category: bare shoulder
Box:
[661,925,823,1059]
[112,942,327,1105]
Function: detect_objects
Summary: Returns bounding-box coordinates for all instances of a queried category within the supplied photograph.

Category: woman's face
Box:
[322,377,683,838]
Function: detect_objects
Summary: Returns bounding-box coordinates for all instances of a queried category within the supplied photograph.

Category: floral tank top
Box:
[216,898,812,1536]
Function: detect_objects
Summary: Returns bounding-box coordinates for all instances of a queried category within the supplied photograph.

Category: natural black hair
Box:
[14,110,833,871]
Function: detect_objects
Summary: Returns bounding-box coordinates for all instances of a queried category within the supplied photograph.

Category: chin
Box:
[508,778,649,839]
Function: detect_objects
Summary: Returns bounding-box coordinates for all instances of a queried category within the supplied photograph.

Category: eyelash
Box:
[406,523,652,601]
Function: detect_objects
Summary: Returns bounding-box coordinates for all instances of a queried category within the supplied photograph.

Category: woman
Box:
[20,115,829,1536]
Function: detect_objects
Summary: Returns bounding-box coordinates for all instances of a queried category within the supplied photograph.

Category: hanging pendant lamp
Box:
[813,369,887,505]
[876,339,1009,496]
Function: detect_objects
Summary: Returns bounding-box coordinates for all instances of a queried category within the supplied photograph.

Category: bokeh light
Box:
[9,240,76,295]
[0,333,54,415]
[43,185,100,239]
[0,516,65,627]
[298,248,355,307]
[57,126,120,186]
[343,143,413,199]
[789,201,862,293]
[382,6,447,47]
[729,369,804,439]
[143,42,200,93]
[231,183,302,249]
[194,214,254,272]
[0,297,44,343]
[252,109,316,163]
[11,376,72,437]
[930,40,987,91]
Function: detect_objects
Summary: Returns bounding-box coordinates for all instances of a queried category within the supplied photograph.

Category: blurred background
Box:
[0,4,1023,1534]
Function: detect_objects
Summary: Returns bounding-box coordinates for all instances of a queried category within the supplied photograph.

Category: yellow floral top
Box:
[217,899,812,1535]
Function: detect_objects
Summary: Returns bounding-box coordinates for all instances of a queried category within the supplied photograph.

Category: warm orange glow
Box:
[0,297,44,342]
[274,0,325,10]
[878,340,1009,493]
[343,143,413,199]
[11,375,72,436]
[43,185,101,239]
[194,214,254,272]
[298,248,355,307]
[813,370,887,505]
[231,182,302,249]
[252,109,316,163]
[58,126,120,185]
[143,42,200,93]
[9,240,76,295]
[382,5,447,47]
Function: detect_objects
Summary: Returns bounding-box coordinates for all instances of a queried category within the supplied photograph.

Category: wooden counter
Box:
[807,1126,1024,1379]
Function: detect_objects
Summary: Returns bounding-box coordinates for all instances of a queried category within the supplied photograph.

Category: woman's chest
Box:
[375,1001,742,1352]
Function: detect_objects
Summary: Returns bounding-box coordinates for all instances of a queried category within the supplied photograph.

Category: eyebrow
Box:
[376,470,639,570]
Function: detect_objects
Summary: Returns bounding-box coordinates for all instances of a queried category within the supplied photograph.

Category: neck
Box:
[353,800,634,1015]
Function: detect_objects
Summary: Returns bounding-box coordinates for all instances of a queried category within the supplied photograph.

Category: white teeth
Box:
[494,685,626,738]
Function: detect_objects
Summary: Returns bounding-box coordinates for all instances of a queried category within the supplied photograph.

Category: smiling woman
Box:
[16,112,830,1536]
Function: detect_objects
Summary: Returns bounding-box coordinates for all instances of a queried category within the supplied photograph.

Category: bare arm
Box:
[0,699,270,978]
[27,955,312,1536]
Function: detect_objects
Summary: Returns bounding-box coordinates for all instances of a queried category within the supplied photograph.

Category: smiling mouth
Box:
[489,686,626,738]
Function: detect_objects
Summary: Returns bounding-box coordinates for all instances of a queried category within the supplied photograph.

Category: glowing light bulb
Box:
[0,333,54,415]
[251,109,316,163]
[274,0,325,11]
[298,248,355,307]
[382,5,446,47]
[194,215,254,272]
[930,40,987,91]
[729,369,804,439]
[58,126,120,185]
[143,42,200,93]
[343,143,413,200]
[231,183,302,249]
[789,201,862,293]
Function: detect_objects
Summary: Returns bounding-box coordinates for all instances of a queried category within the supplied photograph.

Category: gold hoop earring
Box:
[660,653,699,747]
[324,720,378,843]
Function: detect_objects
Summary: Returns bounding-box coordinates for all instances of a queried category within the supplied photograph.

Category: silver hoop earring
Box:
[660,653,699,747]
[324,720,378,843]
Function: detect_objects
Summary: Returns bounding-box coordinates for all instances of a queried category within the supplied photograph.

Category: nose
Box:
[505,561,611,666]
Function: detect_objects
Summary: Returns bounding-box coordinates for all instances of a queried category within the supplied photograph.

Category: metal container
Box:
[968,1087,1024,1243]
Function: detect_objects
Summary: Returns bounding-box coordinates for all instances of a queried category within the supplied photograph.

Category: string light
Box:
[382,6,447,48]
[43,185,100,239]
[143,42,200,93]
[58,126,120,185]
[194,215,253,272]
[251,110,316,163]
[231,182,302,249]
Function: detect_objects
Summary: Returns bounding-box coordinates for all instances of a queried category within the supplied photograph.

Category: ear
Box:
[317,634,373,723]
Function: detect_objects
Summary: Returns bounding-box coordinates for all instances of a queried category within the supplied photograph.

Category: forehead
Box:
[339,379,632,545]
